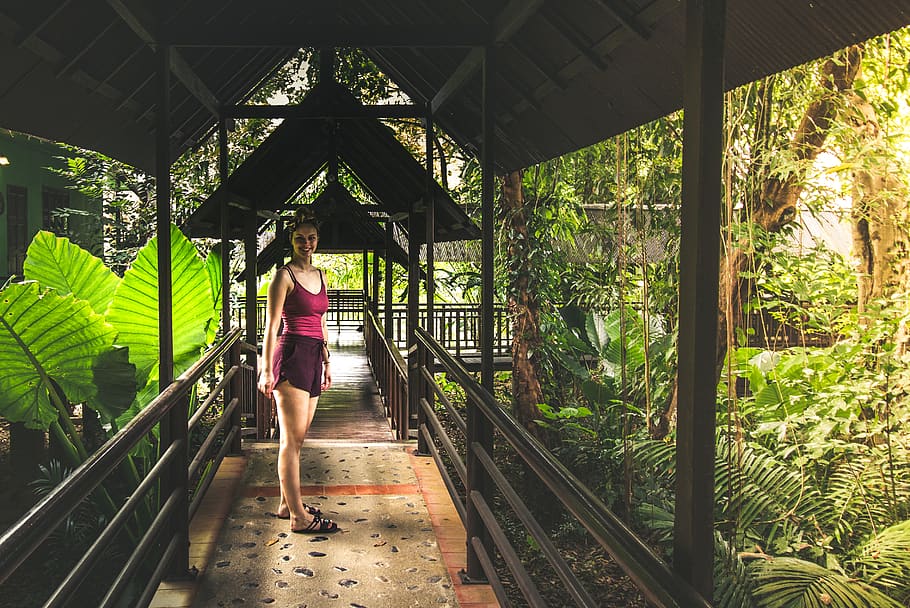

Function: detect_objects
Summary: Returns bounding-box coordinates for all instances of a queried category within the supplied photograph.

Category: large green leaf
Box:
[585,312,610,354]
[0,282,117,429]
[106,224,215,389]
[89,346,137,420]
[204,246,223,344]
[23,230,120,315]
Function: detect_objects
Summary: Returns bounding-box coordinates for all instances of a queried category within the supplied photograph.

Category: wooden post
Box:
[675,0,725,599]
[407,209,421,438]
[156,42,189,579]
[465,43,495,584]
[218,119,231,337]
[418,104,436,456]
[371,249,380,316]
[385,223,394,339]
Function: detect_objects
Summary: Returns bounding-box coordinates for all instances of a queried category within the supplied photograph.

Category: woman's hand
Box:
[321,363,332,392]
[257,368,273,395]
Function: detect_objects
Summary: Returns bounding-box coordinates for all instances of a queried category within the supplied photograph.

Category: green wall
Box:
[0,129,101,279]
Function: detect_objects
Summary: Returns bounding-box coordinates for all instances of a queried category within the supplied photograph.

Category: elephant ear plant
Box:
[0,226,219,500]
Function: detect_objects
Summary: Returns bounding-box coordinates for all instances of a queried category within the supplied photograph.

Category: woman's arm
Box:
[321,270,332,391]
[257,270,290,394]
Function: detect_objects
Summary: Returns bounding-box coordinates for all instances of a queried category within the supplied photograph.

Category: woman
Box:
[257,208,338,533]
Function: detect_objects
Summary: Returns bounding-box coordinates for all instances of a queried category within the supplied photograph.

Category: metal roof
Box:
[2,1,907,174]
[183,82,478,243]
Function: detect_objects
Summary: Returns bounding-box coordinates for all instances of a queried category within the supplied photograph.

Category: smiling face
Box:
[290,223,319,260]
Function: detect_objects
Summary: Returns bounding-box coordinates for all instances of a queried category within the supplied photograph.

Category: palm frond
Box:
[848,520,910,604]
[823,448,910,548]
[749,556,903,608]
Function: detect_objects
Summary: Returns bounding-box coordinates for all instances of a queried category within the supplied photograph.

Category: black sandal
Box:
[292,515,339,534]
[275,503,322,519]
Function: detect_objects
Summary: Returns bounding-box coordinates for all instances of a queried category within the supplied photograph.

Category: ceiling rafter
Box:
[506,0,675,127]
[92,42,146,96]
[588,0,652,41]
[56,17,120,79]
[105,0,221,117]
[508,40,569,90]
[178,49,294,151]
[164,24,488,48]
[2,7,146,120]
[374,43,534,164]
[541,6,610,72]
[13,0,73,47]
[430,47,483,114]
[431,0,545,113]
[224,104,423,119]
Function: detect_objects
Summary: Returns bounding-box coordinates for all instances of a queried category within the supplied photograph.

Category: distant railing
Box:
[411,327,713,608]
[238,291,512,356]
[0,328,256,608]
[382,302,511,356]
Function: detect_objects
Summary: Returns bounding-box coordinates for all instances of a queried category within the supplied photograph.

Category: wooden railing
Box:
[410,327,713,608]
[237,291,512,356]
[380,302,511,356]
[0,329,255,608]
[364,310,410,440]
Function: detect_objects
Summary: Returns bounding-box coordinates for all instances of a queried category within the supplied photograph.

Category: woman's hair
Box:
[288,207,320,235]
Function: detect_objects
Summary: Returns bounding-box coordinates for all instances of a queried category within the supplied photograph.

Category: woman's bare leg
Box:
[274,381,319,529]
[276,391,321,517]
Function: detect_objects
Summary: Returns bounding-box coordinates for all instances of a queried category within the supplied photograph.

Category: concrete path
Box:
[150,331,497,608]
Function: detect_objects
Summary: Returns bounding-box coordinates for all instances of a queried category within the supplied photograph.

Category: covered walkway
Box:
[150,331,497,608]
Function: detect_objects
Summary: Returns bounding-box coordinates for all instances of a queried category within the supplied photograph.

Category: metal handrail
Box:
[415,326,713,608]
[0,327,247,607]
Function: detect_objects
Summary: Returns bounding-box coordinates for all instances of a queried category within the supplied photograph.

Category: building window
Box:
[7,185,28,277]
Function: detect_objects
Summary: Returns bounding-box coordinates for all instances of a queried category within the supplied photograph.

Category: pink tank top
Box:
[280,266,328,338]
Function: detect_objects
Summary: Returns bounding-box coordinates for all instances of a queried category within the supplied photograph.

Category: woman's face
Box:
[291,223,319,258]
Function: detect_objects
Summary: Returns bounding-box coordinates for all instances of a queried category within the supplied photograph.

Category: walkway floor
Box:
[150,330,498,608]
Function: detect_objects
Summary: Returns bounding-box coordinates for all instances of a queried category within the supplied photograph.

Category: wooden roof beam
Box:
[224,103,424,119]
[12,1,74,47]
[163,24,488,48]
[431,0,545,113]
[589,0,651,41]
[106,0,221,117]
[541,7,610,71]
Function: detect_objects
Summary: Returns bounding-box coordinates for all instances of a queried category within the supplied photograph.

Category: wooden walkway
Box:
[306,330,395,441]
[150,330,498,608]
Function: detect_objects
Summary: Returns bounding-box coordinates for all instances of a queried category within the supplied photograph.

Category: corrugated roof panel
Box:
[0,0,907,173]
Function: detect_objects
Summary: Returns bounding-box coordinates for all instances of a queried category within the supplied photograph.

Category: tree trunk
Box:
[847,85,910,352]
[500,170,546,438]
[654,45,864,439]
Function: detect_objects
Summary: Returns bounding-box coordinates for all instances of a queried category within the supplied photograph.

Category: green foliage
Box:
[106,224,215,393]
[535,403,596,438]
[204,246,223,343]
[849,520,910,602]
[749,557,903,608]
[0,282,118,429]
[24,230,120,316]
[743,230,856,343]
[0,226,219,477]
[30,460,110,545]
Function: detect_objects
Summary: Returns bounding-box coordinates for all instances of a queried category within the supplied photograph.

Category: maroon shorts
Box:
[272,334,324,396]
